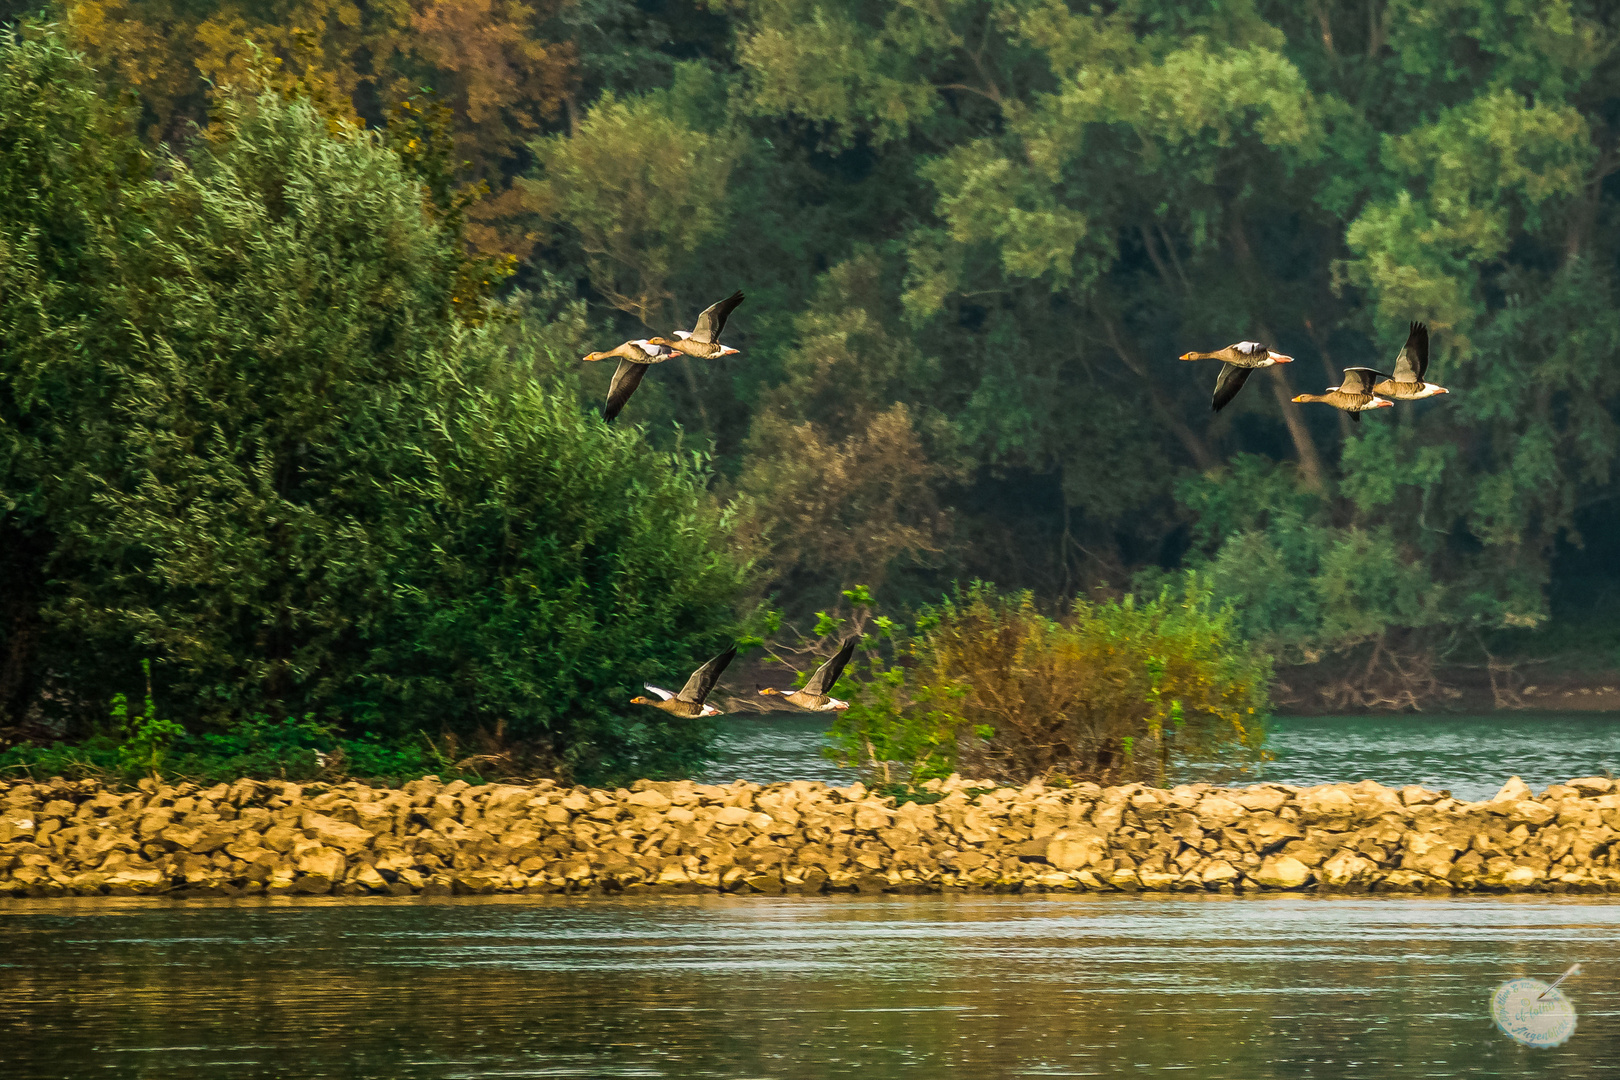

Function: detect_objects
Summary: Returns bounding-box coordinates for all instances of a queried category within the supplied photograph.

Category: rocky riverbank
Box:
[3,772,1618,899]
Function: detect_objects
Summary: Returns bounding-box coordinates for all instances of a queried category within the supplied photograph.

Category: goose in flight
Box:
[581,338,679,422]
[1292,367,1393,421]
[1371,323,1449,400]
[1178,341,1295,412]
[631,647,737,718]
[759,636,858,712]
[664,291,744,360]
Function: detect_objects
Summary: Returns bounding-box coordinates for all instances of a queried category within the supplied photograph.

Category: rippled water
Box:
[700,712,1620,799]
[2,894,1616,1078]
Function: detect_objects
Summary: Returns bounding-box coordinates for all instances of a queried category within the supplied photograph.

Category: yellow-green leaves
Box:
[524,73,743,326]
[1345,90,1594,337]
[732,1,940,146]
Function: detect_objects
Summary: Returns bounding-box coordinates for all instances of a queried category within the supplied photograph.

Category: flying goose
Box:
[758,636,858,712]
[1178,341,1295,412]
[664,291,744,360]
[1371,323,1449,400]
[1292,367,1393,421]
[631,646,737,718]
[582,338,678,422]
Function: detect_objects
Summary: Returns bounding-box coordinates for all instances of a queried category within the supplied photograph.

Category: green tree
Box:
[1,31,751,780]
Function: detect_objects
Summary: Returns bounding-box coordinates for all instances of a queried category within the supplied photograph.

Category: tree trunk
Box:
[1099,316,1218,471]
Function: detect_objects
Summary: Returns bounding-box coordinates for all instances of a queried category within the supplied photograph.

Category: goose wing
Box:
[643,685,675,701]
[1391,322,1428,382]
[1211,362,1253,412]
[631,338,673,362]
[603,358,649,422]
[677,646,737,704]
[1232,341,1266,359]
[688,291,744,344]
[803,636,858,697]
[1339,367,1386,396]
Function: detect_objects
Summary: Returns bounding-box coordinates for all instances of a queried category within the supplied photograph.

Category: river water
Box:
[2,893,1616,1078]
[701,712,1620,800]
[5,712,1618,1077]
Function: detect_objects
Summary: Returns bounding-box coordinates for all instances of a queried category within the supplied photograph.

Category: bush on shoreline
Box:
[825,580,1271,787]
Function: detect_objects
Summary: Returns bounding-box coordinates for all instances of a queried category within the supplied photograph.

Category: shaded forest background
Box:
[6,0,1620,757]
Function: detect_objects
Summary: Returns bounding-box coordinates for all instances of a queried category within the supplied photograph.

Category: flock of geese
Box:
[631,638,859,718]
[1181,322,1448,418]
[584,297,1450,715]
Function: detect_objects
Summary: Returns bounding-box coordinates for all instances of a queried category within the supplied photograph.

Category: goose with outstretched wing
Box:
[582,338,679,422]
[1179,341,1295,412]
[632,647,737,718]
[665,291,744,360]
[1371,323,1449,401]
[759,636,858,712]
[1292,366,1393,421]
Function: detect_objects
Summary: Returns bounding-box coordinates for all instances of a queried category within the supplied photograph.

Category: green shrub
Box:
[0,33,752,784]
[827,581,1270,786]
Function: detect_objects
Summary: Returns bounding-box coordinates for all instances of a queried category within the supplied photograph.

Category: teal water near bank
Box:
[703,712,1620,799]
[2,893,1615,1078]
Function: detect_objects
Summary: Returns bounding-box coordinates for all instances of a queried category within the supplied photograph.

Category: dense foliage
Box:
[823,583,1269,786]
[0,30,749,783]
[6,0,1620,739]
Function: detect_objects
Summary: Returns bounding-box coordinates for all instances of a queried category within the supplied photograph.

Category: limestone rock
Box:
[1200,859,1240,886]
[1107,867,1141,891]
[1194,795,1244,827]
[1506,801,1555,827]
[1233,787,1288,813]
[1244,815,1305,852]
[1252,856,1310,889]
[1491,777,1533,803]
[295,845,346,884]
[1296,786,1354,822]
[1045,826,1106,871]
[1137,867,1178,891]
[1481,858,1542,890]
[1319,850,1378,888]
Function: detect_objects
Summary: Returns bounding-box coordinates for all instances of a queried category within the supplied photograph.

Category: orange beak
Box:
[1270,353,1294,364]
[1178,352,1197,361]
[1376,399,1395,408]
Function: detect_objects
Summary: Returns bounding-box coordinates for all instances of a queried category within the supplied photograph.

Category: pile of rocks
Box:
[1,772,1616,899]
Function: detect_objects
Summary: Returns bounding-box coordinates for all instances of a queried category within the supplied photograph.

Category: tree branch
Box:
[1099,315,1218,471]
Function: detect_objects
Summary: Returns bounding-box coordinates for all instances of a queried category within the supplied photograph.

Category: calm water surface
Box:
[702,712,1620,799]
[2,893,1616,1078]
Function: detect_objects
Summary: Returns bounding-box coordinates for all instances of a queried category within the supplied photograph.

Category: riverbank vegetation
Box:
[7,0,1620,784]
[822,581,1270,786]
[1,31,750,784]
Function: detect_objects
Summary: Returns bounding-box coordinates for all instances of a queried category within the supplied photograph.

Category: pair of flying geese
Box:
[1182,323,1449,419]
[586,292,851,718]
[583,291,745,421]
[631,637,860,718]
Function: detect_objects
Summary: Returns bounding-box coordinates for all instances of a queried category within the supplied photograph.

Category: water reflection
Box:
[702,712,1620,799]
[2,894,1615,1078]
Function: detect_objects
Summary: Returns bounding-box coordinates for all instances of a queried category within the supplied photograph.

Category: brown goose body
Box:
[1292,367,1394,422]
[581,338,680,422]
[1179,341,1295,412]
[582,338,677,365]
[667,291,744,359]
[759,636,857,712]
[632,646,737,718]
[1370,322,1449,400]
